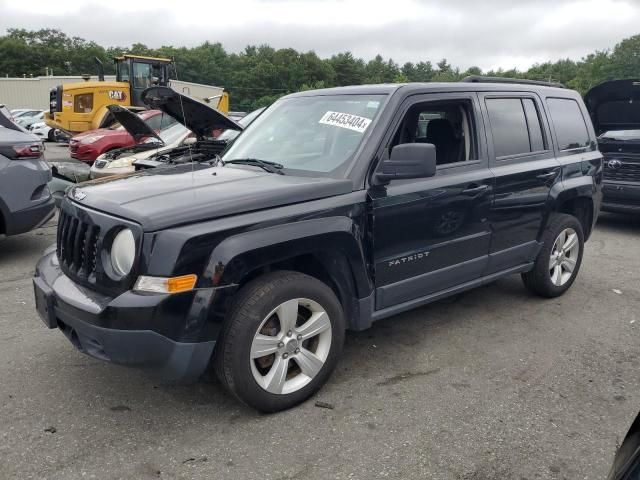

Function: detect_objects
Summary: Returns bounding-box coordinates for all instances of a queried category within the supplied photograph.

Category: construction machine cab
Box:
[115,55,173,106]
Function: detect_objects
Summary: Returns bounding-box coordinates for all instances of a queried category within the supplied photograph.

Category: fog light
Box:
[134,274,198,294]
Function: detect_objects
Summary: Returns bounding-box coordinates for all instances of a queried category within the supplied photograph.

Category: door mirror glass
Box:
[375,143,437,184]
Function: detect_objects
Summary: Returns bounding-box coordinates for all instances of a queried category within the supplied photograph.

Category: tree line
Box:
[1,28,639,111]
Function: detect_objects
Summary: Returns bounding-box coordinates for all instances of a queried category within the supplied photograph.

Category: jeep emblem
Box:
[71,188,86,201]
[608,159,622,170]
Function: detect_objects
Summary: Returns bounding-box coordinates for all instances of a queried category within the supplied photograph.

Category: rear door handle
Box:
[537,171,559,181]
[462,184,489,195]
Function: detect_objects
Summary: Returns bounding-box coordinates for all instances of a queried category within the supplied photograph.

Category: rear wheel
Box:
[47,129,56,142]
[522,213,584,298]
[214,271,345,412]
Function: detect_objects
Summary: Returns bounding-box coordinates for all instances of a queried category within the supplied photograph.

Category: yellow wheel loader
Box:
[45,55,229,136]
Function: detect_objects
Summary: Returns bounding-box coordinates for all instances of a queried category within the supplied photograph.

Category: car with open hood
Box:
[133,105,263,171]
[69,109,176,163]
[585,79,640,214]
[34,79,601,412]
[90,89,244,178]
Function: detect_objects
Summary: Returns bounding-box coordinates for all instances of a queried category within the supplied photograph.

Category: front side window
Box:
[546,98,591,151]
[390,99,477,165]
[74,93,94,113]
[222,94,386,175]
[144,113,176,131]
[132,62,152,89]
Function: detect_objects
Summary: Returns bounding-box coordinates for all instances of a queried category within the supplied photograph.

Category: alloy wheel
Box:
[549,227,579,286]
[250,298,332,395]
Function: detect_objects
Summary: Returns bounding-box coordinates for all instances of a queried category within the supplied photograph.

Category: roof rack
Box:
[460,75,565,89]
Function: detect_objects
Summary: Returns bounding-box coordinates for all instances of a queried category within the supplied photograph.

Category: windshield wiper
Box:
[223,158,285,175]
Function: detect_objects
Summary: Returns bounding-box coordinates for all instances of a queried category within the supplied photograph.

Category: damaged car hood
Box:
[141,86,243,139]
[68,166,353,231]
[585,79,640,135]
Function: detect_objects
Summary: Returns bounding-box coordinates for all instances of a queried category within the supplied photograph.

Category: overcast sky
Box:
[1,0,638,71]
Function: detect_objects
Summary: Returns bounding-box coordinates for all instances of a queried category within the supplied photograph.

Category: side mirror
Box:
[374,143,437,184]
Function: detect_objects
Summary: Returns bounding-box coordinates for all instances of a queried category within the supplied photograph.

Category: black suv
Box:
[33,79,602,412]
[586,79,640,214]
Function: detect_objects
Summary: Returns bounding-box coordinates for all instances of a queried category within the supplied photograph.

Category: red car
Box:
[69,110,176,163]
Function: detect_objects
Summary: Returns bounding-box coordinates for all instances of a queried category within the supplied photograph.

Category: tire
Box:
[214,271,345,412]
[522,213,584,298]
[47,129,56,142]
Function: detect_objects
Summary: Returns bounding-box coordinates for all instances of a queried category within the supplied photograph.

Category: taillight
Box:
[0,143,44,160]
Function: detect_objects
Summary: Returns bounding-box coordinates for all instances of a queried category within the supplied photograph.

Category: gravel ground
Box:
[1,210,639,480]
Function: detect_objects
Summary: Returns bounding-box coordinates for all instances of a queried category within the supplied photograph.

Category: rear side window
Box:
[486,98,546,158]
[546,98,591,151]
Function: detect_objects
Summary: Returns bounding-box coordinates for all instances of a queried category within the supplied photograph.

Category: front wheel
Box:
[522,213,584,298]
[214,271,345,412]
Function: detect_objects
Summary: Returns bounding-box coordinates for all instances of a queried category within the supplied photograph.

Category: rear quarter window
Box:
[546,98,591,151]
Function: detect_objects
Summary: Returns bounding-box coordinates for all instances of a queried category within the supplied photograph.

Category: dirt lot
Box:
[1,203,639,479]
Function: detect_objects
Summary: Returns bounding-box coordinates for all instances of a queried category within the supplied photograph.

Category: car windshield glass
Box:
[222,94,385,175]
[600,129,640,140]
[144,122,189,144]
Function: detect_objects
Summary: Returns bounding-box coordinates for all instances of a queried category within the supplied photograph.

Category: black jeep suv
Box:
[585,79,640,214]
[33,79,602,412]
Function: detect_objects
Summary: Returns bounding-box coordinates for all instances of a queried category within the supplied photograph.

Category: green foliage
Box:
[1,28,639,109]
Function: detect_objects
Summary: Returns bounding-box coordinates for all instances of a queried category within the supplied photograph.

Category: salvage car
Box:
[0,109,55,237]
[586,79,640,214]
[34,80,602,412]
[69,109,176,163]
[133,105,263,171]
[91,100,244,178]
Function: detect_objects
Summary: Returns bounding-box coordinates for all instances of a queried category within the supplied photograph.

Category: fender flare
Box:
[201,216,372,299]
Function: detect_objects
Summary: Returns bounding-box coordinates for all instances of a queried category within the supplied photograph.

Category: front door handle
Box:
[537,171,559,181]
[462,184,489,195]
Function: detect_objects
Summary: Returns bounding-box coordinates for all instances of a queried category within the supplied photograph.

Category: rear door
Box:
[479,93,561,274]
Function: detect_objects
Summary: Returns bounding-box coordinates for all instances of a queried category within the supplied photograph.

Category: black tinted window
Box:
[523,99,545,152]
[486,98,531,157]
[547,98,590,150]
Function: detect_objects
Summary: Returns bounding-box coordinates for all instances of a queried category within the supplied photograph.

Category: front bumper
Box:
[70,143,99,162]
[602,181,640,214]
[33,250,217,382]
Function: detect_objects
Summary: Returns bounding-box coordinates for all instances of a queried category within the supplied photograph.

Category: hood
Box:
[141,86,242,139]
[72,128,118,141]
[0,107,31,134]
[69,166,353,231]
[106,105,163,143]
[585,79,640,135]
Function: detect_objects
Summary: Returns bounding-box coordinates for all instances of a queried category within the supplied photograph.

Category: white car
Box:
[28,121,56,142]
[89,121,191,179]
[16,110,46,128]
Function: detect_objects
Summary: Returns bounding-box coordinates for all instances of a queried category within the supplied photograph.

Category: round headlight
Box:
[111,228,136,277]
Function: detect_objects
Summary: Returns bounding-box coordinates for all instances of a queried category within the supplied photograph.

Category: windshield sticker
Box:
[319,111,372,133]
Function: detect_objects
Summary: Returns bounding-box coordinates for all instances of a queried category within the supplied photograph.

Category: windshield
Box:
[600,129,640,141]
[222,94,385,175]
[143,122,189,145]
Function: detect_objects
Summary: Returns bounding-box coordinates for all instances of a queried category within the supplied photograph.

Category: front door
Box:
[370,93,494,311]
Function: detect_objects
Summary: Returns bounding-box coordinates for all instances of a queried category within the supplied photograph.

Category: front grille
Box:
[56,209,100,280]
[603,153,640,182]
